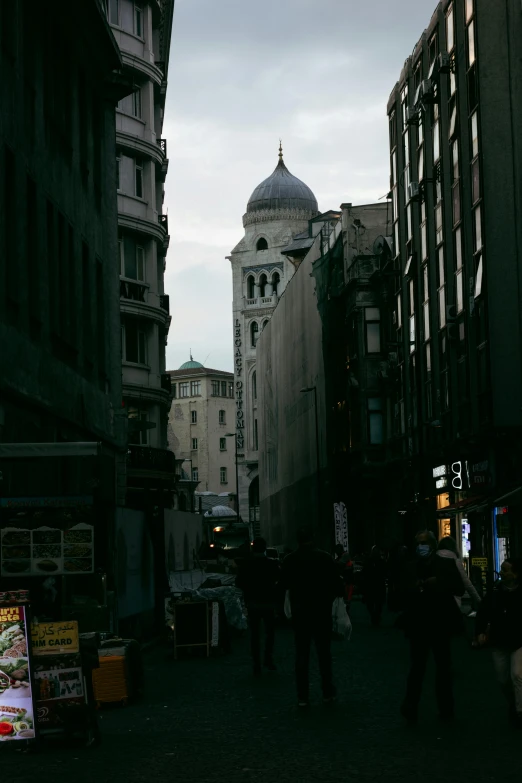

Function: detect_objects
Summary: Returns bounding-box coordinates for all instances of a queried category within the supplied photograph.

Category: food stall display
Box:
[1,500,94,577]
[0,604,36,742]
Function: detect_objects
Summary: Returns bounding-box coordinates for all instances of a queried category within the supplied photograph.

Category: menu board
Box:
[1,521,94,577]
[33,654,85,727]
[32,621,80,656]
[0,605,36,741]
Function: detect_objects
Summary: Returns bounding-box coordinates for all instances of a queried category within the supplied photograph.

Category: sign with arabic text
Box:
[31,621,79,655]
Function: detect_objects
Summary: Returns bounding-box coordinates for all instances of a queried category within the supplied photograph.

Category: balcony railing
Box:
[158,214,168,233]
[159,294,170,313]
[157,138,167,157]
[127,445,175,473]
[120,280,147,303]
[246,297,258,307]
[161,373,172,394]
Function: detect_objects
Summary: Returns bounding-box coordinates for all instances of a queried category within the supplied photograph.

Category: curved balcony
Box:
[119,279,171,326]
[119,49,163,87]
[116,130,164,166]
[118,199,166,244]
[123,378,172,408]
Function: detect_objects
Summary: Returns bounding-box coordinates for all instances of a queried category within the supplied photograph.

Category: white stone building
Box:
[167,359,237,496]
[227,147,319,529]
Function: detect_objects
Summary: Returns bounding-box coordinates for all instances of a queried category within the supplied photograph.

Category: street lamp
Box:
[300,387,321,530]
[225,432,240,519]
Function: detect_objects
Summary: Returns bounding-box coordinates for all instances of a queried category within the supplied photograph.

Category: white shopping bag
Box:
[332,597,352,640]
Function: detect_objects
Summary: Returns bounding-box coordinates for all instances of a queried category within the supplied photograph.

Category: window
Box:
[452,141,459,182]
[120,236,145,281]
[256,237,268,251]
[417,146,424,182]
[192,468,199,482]
[410,315,416,353]
[228,382,234,397]
[251,321,259,347]
[455,228,463,270]
[423,302,430,340]
[453,181,461,226]
[191,410,197,424]
[449,103,457,138]
[471,158,480,203]
[259,274,267,297]
[220,438,226,451]
[247,276,255,299]
[456,270,464,313]
[127,406,148,446]
[219,410,226,425]
[467,21,476,66]
[211,380,219,396]
[466,0,473,22]
[396,293,402,329]
[108,0,119,24]
[272,272,280,296]
[123,321,146,363]
[474,256,483,298]
[190,380,201,396]
[135,159,143,198]
[116,155,121,189]
[172,383,177,398]
[471,112,479,158]
[179,382,189,398]
[132,89,142,119]
[221,381,227,397]
[254,419,258,451]
[220,467,228,484]
[368,399,383,445]
[439,288,447,328]
[365,307,381,354]
[433,120,440,163]
[192,438,198,451]
[446,5,454,53]
[134,3,143,37]
[421,222,427,261]
[474,206,482,251]
[435,204,443,246]
[252,371,257,400]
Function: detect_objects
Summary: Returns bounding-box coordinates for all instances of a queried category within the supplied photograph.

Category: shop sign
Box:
[234,318,244,452]
[471,557,488,586]
[433,465,448,490]
[31,621,79,656]
[0,604,36,741]
[432,462,470,491]
[461,520,471,557]
[469,460,491,488]
[333,502,349,552]
[33,653,85,727]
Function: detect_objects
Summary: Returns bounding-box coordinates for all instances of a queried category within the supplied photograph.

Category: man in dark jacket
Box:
[476,557,522,726]
[401,530,465,723]
[281,527,345,707]
[236,537,280,676]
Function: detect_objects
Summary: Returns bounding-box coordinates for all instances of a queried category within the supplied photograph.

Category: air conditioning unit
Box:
[438,52,451,74]
[408,181,421,201]
[420,79,435,104]
[406,107,420,126]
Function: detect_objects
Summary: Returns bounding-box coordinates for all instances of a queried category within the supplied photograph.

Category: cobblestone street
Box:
[3,604,521,782]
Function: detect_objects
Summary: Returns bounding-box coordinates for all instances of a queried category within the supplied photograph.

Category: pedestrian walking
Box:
[401,530,465,723]
[334,543,355,615]
[236,536,280,677]
[360,546,387,626]
[476,557,522,727]
[436,536,482,610]
[281,526,345,708]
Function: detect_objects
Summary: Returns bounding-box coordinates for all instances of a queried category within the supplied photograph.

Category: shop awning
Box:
[0,442,100,458]
[493,486,522,506]
[437,496,489,517]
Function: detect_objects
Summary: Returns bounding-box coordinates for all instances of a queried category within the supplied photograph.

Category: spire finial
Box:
[190,349,193,362]
[278,139,283,161]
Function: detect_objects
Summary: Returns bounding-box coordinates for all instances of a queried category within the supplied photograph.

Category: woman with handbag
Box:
[476,557,522,727]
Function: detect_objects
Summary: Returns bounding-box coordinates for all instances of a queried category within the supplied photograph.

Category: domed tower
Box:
[227,145,319,530]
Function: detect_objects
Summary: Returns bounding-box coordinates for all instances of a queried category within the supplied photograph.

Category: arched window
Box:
[247,275,255,299]
[256,237,268,251]
[252,371,257,401]
[262,319,269,331]
[272,271,280,296]
[259,274,267,297]
[250,321,259,347]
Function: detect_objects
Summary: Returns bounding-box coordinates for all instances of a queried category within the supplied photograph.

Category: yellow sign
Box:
[471,557,488,569]
[31,621,79,655]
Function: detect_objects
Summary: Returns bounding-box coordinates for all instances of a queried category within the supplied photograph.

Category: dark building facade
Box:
[386,0,522,575]
[0,2,129,622]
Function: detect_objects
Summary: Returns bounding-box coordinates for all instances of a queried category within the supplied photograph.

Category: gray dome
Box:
[204,505,238,518]
[246,152,318,216]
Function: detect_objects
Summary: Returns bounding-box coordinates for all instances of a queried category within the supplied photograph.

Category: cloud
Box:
[163,0,439,372]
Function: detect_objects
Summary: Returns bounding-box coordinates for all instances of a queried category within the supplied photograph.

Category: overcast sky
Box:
[163,0,438,373]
